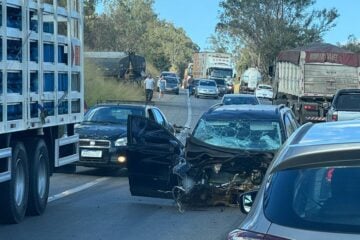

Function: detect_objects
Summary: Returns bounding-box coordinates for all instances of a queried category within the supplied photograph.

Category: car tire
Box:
[26,138,50,216]
[0,142,29,223]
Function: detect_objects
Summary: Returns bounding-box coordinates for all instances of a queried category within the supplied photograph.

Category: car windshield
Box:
[334,94,360,111]
[84,106,144,124]
[200,81,216,87]
[258,85,272,90]
[222,96,259,105]
[192,118,281,150]
[209,68,233,79]
[264,166,360,234]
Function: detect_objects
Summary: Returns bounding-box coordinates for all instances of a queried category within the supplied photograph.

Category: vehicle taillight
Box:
[228,229,290,240]
[331,112,338,121]
[303,105,317,111]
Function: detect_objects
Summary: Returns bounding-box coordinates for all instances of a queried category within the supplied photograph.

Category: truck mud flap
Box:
[54,134,79,167]
[305,116,326,122]
[0,148,11,183]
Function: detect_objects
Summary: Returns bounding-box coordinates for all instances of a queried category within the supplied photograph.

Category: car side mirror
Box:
[238,190,258,214]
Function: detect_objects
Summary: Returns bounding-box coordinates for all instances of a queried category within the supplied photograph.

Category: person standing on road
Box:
[144,74,155,102]
[187,75,194,95]
[158,76,166,99]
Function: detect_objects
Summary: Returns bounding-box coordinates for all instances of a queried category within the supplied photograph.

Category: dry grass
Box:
[84,60,146,107]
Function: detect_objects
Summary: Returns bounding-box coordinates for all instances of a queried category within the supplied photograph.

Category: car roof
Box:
[335,88,360,94]
[270,120,360,174]
[92,101,153,109]
[199,79,216,82]
[222,94,257,98]
[205,104,285,120]
[161,71,177,75]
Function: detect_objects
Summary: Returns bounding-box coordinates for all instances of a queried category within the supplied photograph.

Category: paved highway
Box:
[0,90,245,240]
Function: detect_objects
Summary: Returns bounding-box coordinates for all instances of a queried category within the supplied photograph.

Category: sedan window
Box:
[264,166,360,234]
[152,109,165,126]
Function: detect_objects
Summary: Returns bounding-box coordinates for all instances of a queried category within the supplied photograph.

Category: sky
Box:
[152,0,360,51]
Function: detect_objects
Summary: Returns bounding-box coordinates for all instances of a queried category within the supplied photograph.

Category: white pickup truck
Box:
[326,89,360,121]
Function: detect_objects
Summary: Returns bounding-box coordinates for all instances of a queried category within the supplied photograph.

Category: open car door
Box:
[127,115,184,199]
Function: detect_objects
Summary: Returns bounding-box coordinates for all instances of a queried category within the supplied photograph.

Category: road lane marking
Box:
[177,89,192,143]
[185,89,192,129]
[48,177,110,203]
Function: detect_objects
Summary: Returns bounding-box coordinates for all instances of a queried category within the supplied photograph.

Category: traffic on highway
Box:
[1,1,360,240]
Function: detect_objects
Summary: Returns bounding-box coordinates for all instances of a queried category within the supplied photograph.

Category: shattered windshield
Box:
[193,118,282,151]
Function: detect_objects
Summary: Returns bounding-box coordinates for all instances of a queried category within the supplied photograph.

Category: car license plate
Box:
[81,150,102,158]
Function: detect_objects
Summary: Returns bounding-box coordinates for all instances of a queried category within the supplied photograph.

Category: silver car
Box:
[229,120,360,240]
[195,79,219,99]
[326,89,360,121]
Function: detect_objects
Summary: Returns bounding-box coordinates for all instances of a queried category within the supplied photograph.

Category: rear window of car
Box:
[84,106,145,124]
[200,81,216,87]
[264,166,360,233]
[222,96,259,105]
[258,85,272,90]
[165,77,178,83]
[193,118,282,150]
[334,93,360,111]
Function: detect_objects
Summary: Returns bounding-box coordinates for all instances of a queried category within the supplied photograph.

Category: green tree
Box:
[217,0,339,78]
[340,35,360,54]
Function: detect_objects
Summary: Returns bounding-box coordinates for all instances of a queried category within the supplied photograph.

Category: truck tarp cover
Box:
[277,43,360,67]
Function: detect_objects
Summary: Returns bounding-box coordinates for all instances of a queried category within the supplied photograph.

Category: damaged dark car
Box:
[126,104,299,209]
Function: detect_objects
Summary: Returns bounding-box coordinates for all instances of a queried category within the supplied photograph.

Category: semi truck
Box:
[273,43,360,124]
[0,1,84,223]
[189,52,234,95]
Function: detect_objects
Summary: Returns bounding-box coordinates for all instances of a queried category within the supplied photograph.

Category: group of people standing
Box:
[144,74,167,102]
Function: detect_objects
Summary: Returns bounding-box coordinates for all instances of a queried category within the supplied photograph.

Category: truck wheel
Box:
[0,142,29,223]
[26,138,49,216]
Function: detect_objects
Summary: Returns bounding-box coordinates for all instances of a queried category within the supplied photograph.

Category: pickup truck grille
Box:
[79,139,111,148]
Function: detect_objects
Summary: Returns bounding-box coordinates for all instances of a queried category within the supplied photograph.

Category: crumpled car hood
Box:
[185,135,275,172]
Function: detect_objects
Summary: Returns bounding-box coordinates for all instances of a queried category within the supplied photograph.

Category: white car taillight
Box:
[331,112,338,121]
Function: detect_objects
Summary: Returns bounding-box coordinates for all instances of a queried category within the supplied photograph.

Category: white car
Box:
[255,84,274,99]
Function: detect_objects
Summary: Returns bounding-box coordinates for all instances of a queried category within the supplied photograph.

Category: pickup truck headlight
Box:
[115,137,127,146]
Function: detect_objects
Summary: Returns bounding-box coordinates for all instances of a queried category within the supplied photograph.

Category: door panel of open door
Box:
[127,115,184,199]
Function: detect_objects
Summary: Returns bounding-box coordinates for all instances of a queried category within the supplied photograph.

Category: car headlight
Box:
[115,137,127,146]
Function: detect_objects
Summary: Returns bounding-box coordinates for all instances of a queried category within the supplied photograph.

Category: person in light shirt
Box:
[144,74,155,102]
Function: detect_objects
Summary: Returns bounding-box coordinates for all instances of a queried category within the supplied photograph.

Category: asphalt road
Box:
[0,90,245,240]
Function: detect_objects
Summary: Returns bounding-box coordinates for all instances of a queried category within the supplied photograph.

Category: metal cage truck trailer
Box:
[0,1,84,223]
[273,43,360,124]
